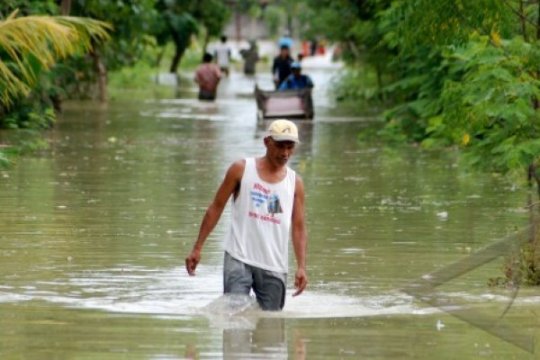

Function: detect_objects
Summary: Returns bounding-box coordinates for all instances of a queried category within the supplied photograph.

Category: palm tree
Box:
[0,10,111,107]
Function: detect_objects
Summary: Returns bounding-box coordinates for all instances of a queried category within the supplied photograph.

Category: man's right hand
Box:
[185,250,201,276]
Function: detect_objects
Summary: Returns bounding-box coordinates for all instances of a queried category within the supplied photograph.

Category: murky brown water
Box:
[1,67,539,359]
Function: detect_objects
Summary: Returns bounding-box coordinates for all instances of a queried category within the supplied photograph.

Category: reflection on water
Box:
[222,317,288,359]
[201,295,291,359]
[1,65,539,358]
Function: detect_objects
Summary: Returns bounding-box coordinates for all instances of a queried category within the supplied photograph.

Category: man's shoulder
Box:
[232,158,247,168]
[227,159,247,179]
[294,173,304,193]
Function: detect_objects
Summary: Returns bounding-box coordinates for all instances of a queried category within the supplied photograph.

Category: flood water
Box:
[1,63,539,359]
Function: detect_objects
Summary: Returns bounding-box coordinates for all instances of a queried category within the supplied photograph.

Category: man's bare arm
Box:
[291,175,308,296]
[185,160,244,275]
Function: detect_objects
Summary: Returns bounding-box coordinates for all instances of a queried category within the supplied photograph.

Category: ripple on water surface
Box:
[2,263,537,322]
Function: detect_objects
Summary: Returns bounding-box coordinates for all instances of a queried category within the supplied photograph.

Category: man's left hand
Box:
[293,267,307,296]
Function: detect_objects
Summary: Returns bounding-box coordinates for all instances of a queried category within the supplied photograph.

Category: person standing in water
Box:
[214,35,232,76]
[278,62,314,91]
[272,45,294,89]
[194,52,222,101]
[185,119,308,311]
[240,40,259,75]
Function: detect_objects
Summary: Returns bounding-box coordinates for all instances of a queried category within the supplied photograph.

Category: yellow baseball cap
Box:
[267,119,300,143]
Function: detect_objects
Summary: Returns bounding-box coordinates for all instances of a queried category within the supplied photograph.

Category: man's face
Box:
[292,68,301,77]
[280,48,290,57]
[265,138,296,165]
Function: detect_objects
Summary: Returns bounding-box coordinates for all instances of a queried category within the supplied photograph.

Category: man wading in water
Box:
[185,119,308,310]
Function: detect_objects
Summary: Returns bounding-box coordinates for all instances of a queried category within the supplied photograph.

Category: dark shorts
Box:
[223,252,286,311]
[198,89,216,101]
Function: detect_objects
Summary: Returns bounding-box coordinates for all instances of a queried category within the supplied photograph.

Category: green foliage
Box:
[0,6,110,130]
[194,0,231,40]
[70,0,157,70]
[47,0,157,98]
[375,1,540,174]
[107,58,173,100]
[0,11,110,106]
[376,47,452,144]
[153,0,230,73]
[107,40,202,100]
[300,0,392,59]
[434,35,540,172]
[0,149,10,167]
[302,0,540,285]
[379,0,511,51]
[491,239,540,287]
[181,46,204,69]
[332,67,381,105]
[1,100,55,129]
[263,5,285,37]
[0,128,48,168]
[109,61,156,89]
[306,0,540,176]
[0,0,58,17]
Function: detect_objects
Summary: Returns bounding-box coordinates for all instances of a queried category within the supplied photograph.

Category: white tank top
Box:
[214,43,230,67]
[224,158,296,273]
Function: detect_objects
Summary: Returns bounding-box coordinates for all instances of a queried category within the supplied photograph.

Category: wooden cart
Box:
[255,86,314,120]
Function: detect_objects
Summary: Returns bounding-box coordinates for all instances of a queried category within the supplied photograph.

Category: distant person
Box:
[272,45,294,89]
[185,119,308,311]
[310,39,317,56]
[278,31,293,50]
[301,41,310,57]
[240,40,259,75]
[317,39,326,55]
[278,62,313,91]
[214,35,231,76]
[194,53,222,101]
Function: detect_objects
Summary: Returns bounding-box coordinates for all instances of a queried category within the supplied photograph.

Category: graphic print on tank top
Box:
[267,193,283,214]
[249,182,283,223]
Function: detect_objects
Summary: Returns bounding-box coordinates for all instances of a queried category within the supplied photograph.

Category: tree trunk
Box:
[529,1,540,197]
[537,0,540,40]
[527,164,540,197]
[156,48,165,68]
[90,50,107,103]
[202,32,210,55]
[61,0,71,15]
[48,0,72,111]
[347,40,361,60]
[519,0,528,41]
[170,46,185,74]
[375,62,384,101]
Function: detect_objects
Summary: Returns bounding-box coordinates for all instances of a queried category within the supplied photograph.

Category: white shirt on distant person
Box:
[214,43,231,68]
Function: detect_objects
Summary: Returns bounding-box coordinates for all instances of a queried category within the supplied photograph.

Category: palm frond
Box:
[0,11,112,107]
[0,60,31,104]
